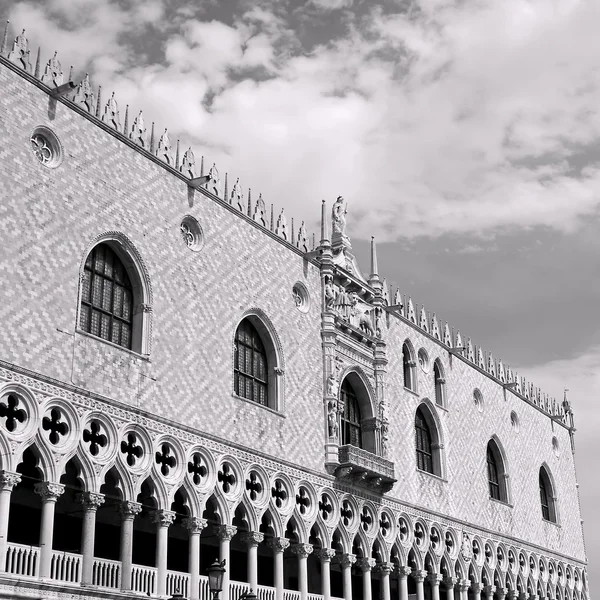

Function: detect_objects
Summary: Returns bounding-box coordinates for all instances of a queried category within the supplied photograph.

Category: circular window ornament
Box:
[552,436,560,457]
[292,282,310,313]
[510,411,520,433]
[418,348,430,373]
[30,126,63,168]
[473,389,483,413]
[180,215,204,252]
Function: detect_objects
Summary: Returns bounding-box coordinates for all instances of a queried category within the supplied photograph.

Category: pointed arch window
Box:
[415,408,433,473]
[340,379,362,448]
[486,440,509,503]
[403,342,416,392]
[80,244,133,349]
[539,467,557,522]
[234,319,268,406]
[434,359,445,407]
[487,445,501,500]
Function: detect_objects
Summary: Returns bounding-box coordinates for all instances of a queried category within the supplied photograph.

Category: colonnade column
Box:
[397,566,411,600]
[358,558,375,600]
[34,482,64,578]
[340,553,356,600]
[216,525,237,600]
[118,501,142,591]
[413,570,428,600]
[444,577,458,600]
[497,587,508,600]
[315,548,336,600]
[459,580,471,600]
[483,585,496,600]
[154,510,176,597]
[292,543,313,600]
[428,574,443,600]
[183,517,207,600]
[471,583,484,600]
[268,537,290,600]
[241,531,264,593]
[77,492,105,585]
[378,562,394,600]
[0,471,21,572]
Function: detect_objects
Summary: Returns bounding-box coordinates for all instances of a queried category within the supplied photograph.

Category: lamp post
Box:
[207,559,227,600]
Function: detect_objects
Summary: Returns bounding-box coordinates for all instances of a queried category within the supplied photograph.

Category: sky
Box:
[1,0,598,588]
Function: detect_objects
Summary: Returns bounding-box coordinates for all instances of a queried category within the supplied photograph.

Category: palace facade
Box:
[0,22,589,600]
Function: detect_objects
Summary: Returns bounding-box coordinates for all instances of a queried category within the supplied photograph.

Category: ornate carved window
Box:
[80,243,133,349]
[234,319,268,406]
[539,467,556,522]
[434,359,445,407]
[403,342,416,392]
[415,408,433,473]
[340,378,362,448]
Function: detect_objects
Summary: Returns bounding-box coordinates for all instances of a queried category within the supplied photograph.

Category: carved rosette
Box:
[215,524,237,542]
[77,491,105,511]
[338,553,357,569]
[118,501,143,520]
[183,516,208,534]
[267,537,290,553]
[314,548,336,562]
[0,471,21,492]
[291,543,313,558]
[357,557,376,573]
[34,481,64,502]
[240,531,264,547]
[152,510,176,527]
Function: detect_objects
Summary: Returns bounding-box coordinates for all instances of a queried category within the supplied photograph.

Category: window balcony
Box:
[336,445,396,493]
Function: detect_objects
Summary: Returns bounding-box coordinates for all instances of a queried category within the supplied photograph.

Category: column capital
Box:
[215,524,237,541]
[292,543,313,558]
[496,588,508,600]
[241,531,264,547]
[459,580,472,592]
[0,470,21,491]
[376,562,394,576]
[428,574,444,586]
[315,548,337,562]
[118,500,143,519]
[77,491,105,511]
[267,536,290,552]
[34,481,64,502]
[444,577,459,590]
[183,516,208,534]
[339,553,357,569]
[471,583,485,594]
[506,590,518,600]
[484,586,497,597]
[397,565,412,578]
[412,570,428,583]
[152,509,176,527]
[357,557,376,572]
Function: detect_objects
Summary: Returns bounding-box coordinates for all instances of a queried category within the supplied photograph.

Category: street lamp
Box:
[207,559,227,600]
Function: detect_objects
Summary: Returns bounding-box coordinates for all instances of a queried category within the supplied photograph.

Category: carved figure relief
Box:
[102,93,121,131]
[8,30,32,73]
[332,195,347,236]
[327,398,339,439]
[73,74,95,113]
[40,52,63,87]
[324,276,336,309]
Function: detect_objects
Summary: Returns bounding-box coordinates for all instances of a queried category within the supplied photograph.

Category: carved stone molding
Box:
[241,531,264,547]
[428,574,444,586]
[376,562,394,576]
[0,471,21,491]
[314,548,337,562]
[338,553,357,569]
[118,501,142,519]
[183,516,208,534]
[291,543,313,558]
[357,557,376,572]
[77,491,105,511]
[267,537,290,553]
[398,565,412,578]
[412,570,428,583]
[152,509,176,527]
[34,482,64,502]
[215,524,237,542]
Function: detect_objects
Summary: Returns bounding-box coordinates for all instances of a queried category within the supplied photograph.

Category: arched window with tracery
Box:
[234,318,268,406]
[539,466,557,522]
[340,378,362,448]
[486,439,509,503]
[487,443,501,500]
[403,342,416,392]
[80,243,133,349]
[433,359,445,407]
[415,408,433,473]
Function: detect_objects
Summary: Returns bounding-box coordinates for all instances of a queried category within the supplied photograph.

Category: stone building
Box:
[0,22,589,600]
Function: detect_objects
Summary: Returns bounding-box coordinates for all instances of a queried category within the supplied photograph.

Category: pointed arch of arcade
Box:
[77,231,154,356]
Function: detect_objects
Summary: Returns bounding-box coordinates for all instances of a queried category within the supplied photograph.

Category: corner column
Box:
[292,543,313,600]
[315,548,336,600]
[118,500,142,591]
[397,566,411,600]
[339,553,356,600]
[34,482,64,578]
[0,471,21,572]
[428,574,443,600]
[77,492,105,585]
[241,531,264,593]
[413,570,427,600]
[183,517,207,600]
[268,537,290,600]
[216,525,237,600]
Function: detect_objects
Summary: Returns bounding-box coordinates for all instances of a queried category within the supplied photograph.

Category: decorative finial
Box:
[200,155,204,177]
[175,139,180,169]
[291,218,295,245]
[123,104,129,134]
[320,199,329,246]
[95,85,102,117]
[270,204,274,231]
[149,122,155,153]
[1,21,9,56]
[247,188,252,216]
[370,236,379,278]
[224,173,229,203]
[34,46,41,78]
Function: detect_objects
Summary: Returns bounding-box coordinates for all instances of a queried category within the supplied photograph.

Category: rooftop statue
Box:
[331,195,347,236]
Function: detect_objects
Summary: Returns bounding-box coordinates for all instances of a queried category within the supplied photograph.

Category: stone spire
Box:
[320,199,330,246]
[1,21,9,56]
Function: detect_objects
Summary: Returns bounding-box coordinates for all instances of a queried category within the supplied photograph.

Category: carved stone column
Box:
[153,510,176,597]
[268,537,290,600]
[0,471,21,572]
[397,566,412,600]
[34,482,64,578]
[216,525,237,600]
[497,588,508,600]
[77,492,105,585]
[340,553,356,600]
[413,570,427,600]
[358,557,376,600]
[241,531,264,594]
[471,583,484,600]
[184,517,207,600]
[483,585,496,600]
[428,574,444,600]
[118,501,142,591]
[459,579,471,600]
[315,548,336,600]
[378,562,394,600]
[444,577,459,600]
[292,543,313,600]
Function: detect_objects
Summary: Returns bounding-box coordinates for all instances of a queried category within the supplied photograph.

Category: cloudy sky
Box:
[3,0,598,585]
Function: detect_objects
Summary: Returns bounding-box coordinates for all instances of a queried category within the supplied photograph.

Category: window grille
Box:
[80,244,133,349]
[415,408,433,473]
[340,379,362,448]
[234,319,268,406]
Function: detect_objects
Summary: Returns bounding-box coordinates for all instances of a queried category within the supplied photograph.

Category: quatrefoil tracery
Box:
[360,506,373,532]
[83,420,108,456]
[121,432,144,467]
[245,472,263,502]
[42,408,69,445]
[188,453,208,485]
[340,500,353,526]
[271,479,288,508]
[295,487,311,515]
[155,443,176,477]
[379,513,392,537]
[319,494,333,521]
[218,463,236,494]
[0,394,27,433]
